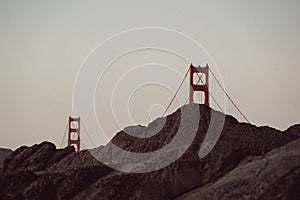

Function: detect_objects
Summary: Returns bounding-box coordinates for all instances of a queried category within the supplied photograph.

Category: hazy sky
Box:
[1,0,299,149]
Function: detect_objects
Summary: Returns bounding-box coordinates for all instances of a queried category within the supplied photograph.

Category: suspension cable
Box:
[208,68,249,122]
[60,121,68,148]
[162,67,190,116]
[81,119,97,146]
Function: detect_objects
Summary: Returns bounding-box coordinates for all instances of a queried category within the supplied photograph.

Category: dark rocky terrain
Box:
[1,104,300,199]
[0,148,12,172]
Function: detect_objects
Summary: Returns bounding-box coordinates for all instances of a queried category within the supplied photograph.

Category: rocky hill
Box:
[0,148,12,171]
[0,104,300,199]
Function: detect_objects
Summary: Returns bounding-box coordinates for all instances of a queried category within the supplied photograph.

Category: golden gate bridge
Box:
[62,63,249,152]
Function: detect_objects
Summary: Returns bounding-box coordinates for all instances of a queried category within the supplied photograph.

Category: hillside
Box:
[0,148,12,170]
[0,104,300,199]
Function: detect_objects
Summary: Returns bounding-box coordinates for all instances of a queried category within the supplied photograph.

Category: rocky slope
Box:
[0,104,300,199]
[0,148,12,171]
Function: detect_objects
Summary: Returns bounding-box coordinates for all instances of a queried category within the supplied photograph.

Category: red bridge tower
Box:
[189,64,209,106]
[68,116,80,152]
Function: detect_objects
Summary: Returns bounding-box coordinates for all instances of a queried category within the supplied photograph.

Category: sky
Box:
[0,0,299,150]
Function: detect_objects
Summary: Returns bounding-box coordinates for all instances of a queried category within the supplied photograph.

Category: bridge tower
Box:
[68,116,80,152]
[189,63,209,106]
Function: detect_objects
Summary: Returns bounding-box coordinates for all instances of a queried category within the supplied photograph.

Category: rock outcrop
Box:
[0,148,12,172]
[0,104,299,199]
